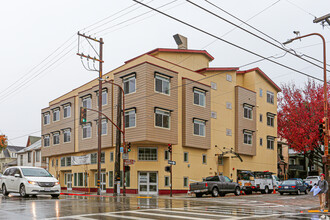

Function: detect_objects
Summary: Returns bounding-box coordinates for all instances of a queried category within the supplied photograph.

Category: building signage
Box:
[72,155,91,165]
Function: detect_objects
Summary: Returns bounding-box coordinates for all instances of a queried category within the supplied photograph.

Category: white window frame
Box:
[164,150,170,160]
[44,135,50,147]
[44,113,50,125]
[60,157,65,167]
[110,152,114,162]
[155,109,170,129]
[63,105,71,118]
[138,147,158,161]
[155,74,170,95]
[226,74,232,82]
[267,91,274,104]
[101,119,107,135]
[226,102,232,109]
[267,137,275,150]
[53,132,60,145]
[202,154,207,164]
[123,75,136,95]
[193,89,206,107]
[193,119,206,137]
[125,109,136,129]
[83,123,92,139]
[259,88,263,97]
[63,129,71,143]
[183,177,189,187]
[102,90,107,106]
[243,131,252,145]
[184,152,189,163]
[53,109,60,122]
[165,176,170,187]
[226,128,232,136]
[82,96,92,108]
[267,114,275,127]
[243,105,253,119]
[211,82,217,90]
[211,111,217,119]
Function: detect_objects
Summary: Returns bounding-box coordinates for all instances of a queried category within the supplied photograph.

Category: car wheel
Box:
[234,187,241,196]
[19,184,28,198]
[305,189,309,194]
[2,184,9,196]
[297,189,301,195]
[195,193,202,198]
[211,187,219,197]
[51,194,60,198]
[280,192,283,195]
[264,186,269,194]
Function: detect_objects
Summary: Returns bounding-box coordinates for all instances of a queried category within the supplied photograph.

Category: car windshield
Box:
[282,180,296,185]
[21,168,52,177]
[306,177,318,179]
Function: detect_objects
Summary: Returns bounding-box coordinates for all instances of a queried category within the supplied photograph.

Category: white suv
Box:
[1,166,60,198]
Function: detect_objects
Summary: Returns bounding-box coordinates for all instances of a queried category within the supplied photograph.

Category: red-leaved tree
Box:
[278,80,327,172]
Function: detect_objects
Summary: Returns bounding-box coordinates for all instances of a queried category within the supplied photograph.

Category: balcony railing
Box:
[289,164,304,170]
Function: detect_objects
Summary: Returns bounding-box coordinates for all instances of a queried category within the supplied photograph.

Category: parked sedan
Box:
[1,166,60,198]
[278,180,308,195]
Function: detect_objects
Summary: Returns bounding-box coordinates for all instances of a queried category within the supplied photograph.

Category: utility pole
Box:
[77,32,104,195]
[114,88,122,196]
[313,13,330,26]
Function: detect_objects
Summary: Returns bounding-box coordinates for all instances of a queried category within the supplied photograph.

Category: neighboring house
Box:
[41,34,280,194]
[17,139,45,168]
[0,145,25,172]
[277,139,289,180]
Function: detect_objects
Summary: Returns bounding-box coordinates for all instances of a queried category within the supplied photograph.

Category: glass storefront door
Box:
[138,172,158,195]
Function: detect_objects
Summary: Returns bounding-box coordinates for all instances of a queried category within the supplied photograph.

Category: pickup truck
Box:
[190,175,241,197]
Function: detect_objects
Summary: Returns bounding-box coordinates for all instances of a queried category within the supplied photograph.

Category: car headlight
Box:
[28,181,38,185]
[55,181,60,185]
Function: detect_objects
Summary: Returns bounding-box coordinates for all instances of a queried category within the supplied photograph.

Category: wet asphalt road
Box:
[0,192,329,220]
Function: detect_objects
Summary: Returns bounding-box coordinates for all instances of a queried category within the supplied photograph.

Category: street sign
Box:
[122,153,129,160]
[168,160,176,165]
[120,147,123,153]
[124,159,135,165]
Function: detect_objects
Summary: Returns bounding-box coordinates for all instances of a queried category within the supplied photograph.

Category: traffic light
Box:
[319,118,326,145]
[127,142,131,152]
[168,144,172,153]
[80,107,87,124]
[165,166,171,172]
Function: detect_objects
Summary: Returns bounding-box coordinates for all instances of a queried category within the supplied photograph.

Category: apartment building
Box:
[41,36,280,194]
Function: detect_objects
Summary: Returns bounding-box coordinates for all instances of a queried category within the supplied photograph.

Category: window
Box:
[193,89,206,107]
[123,76,136,94]
[91,153,97,164]
[74,173,87,187]
[101,152,105,163]
[260,114,263,122]
[53,109,60,122]
[226,129,232,136]
[155,74,170,95]
[66,156,71,166]
[267,114,275,127]
[184,152,189,162]
[120,170,130,187]
[260,138,263,146]
[82,96,92,108]
[289,158,295,165]
[202,154,207,164]
[52,159,54,167]
[244,132,252,145]
[267,91,274,104]
[165,176,170,187]
[164,150,169,160]
[211,111,217,119]
[226,74,232,82]
[138,148,157,161]
[83,123,91,139]
[259,88,263,97]
[110,152,114,162]
[63,105,71,118]
[267,137,275,150]
[155,109,170,129]
[101,119,107,135]
[211,82,217,90]
[56,159,58,166]
[53,132,60,145]
[36,150,40,162]
[102,91,107,105]
[109,171,114,187]
[64,129,71,143]
[184,177,189,187]
[61,157,65,167]
[44,135,50,147]
[20,155,23,166]
[44,113,50,125]
[244,105,252,119]
[226,102,232,109]
[194,119,205,136]
[125,109,136,128]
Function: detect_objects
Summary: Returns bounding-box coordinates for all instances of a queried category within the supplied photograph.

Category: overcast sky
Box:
[1,0,329,146]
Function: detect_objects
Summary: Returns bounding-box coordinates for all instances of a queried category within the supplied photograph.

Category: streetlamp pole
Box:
[283,32,328,208]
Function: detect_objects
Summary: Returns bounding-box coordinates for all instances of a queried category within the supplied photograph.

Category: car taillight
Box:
[310,181,312,184]
[292,186,296,188]
[278,186,282,188]
[252,186,255,189]
[205,183,208,187]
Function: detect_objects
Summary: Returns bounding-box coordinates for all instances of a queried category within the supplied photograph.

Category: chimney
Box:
[173,34,187,49]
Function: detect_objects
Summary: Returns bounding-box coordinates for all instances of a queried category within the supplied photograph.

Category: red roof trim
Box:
[197,67,239,73]
[113,61,178,76]
[125,48,214,64]
[182,77,211,88]
[237,67,281,92]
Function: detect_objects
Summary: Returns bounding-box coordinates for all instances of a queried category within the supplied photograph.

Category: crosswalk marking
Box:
[128,210,214,220]
[147,209,237,218]
[102,213,154,220]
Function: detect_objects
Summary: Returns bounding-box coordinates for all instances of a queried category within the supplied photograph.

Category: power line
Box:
[133,0,327,83]
[187,0,330,73]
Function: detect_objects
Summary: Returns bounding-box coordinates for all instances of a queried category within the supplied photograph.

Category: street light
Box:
[283,32,328,208]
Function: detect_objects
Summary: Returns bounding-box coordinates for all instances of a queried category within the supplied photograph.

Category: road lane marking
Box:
[128,211,221,219]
